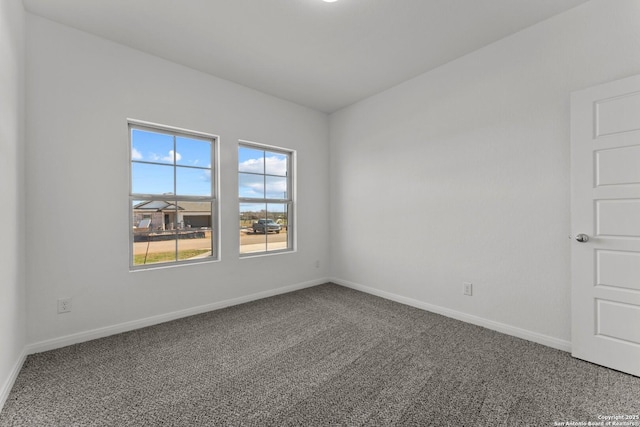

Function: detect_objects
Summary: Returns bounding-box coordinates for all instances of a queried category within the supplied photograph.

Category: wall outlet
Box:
[315,260,320,268]
[463,282,473,296]
[58,297,72,313]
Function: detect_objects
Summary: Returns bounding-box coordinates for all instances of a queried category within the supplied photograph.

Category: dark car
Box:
[252,219,282,234]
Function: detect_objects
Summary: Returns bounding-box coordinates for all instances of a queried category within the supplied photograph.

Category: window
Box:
[239,142,294,255]
[129,121,217,269]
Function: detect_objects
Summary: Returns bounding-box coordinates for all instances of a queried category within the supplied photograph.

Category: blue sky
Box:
[131,130,289,210]
[131,129,212,196]
[238,146,288,200]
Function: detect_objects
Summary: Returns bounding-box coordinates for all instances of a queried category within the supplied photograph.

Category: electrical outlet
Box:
[463,282,473,296]
[315,260,320,269]
[58,297,72,314]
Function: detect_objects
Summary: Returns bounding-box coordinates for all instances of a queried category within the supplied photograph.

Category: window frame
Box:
[128,120,219,270]
[238,140,296,257]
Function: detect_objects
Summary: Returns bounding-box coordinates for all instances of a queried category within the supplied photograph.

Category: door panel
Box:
[595,145,640,186]
[595,199,640,237]
[597,250,640,291]
[571,74,640,377]
[596,91,640,136]
[596,299,640,343]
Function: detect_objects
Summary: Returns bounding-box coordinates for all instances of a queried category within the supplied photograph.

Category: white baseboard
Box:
[0,348,27,413]
[17,276,570,397]
[331,277,572,353]
[26,278,328,355]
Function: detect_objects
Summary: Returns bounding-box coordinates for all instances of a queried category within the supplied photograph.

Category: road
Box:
[133,229,288,255]
[240,229,287,245]
[240,229,288,254]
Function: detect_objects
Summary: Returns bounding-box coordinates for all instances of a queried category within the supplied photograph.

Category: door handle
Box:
[575,233,589,243]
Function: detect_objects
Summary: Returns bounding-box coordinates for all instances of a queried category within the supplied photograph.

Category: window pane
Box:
[239,147,264,173]
[265,176,287,200]
[176,166,212,196]
[239,173,264,199]
[176,136,211,168]
[132,201,178,266]
[130,123,217,269]
[240,203,266,254]
[266,204,288,252]
[238,143,293,256]
[176,200,214,261]
[131,129,175,165]
[265,152,287,177]
[132,162,174,195]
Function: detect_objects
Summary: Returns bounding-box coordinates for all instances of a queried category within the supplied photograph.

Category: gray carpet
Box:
[1,283,639,426]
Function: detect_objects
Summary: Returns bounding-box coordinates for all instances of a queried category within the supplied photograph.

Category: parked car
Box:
[252,219,282,234]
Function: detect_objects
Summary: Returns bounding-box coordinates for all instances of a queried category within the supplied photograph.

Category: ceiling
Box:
[23,0,590,113]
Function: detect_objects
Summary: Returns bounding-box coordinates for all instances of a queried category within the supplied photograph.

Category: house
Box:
[2,0,640,417]
[133,200,212,231]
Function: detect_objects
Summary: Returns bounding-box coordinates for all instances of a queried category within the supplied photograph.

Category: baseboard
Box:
[0,348,27,413]
[26,278,328,355]
[23,276,570,359]
[331,277,572,353]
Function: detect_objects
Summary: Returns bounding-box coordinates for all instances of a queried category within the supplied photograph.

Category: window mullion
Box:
[263,152,267,250]
[173,135,178,262]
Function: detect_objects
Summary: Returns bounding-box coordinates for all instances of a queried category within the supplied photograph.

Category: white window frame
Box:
[129,120,219,270]
[239,140,296,257]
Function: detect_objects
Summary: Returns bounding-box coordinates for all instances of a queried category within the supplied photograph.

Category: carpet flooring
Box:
[1,283,639,426]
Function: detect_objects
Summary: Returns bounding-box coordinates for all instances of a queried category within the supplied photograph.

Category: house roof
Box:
[133,201,211,213]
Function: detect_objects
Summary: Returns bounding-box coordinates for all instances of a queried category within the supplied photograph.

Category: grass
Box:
[134,249,211,265]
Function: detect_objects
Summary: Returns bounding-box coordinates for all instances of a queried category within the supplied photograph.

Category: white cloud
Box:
[266,179,287,194]
[246,182,263,193]
[265,156,287,175]
[161,150,182,162]
[239,156,287,175]
[131,147,143,160]
[239,158,263,173]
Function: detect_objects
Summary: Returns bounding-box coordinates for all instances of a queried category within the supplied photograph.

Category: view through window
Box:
[130,122,217,268]
[239,142,293,255]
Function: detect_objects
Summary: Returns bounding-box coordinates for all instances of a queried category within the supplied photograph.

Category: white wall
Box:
[329,0,640,345]
[0,0,26,410]
[18,0,640,358]
[25,15,330,346]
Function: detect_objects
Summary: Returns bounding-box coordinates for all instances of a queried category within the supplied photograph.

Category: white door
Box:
[571,74,640,377]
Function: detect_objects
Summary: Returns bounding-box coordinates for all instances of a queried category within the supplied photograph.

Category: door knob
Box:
[575,233,589,243]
